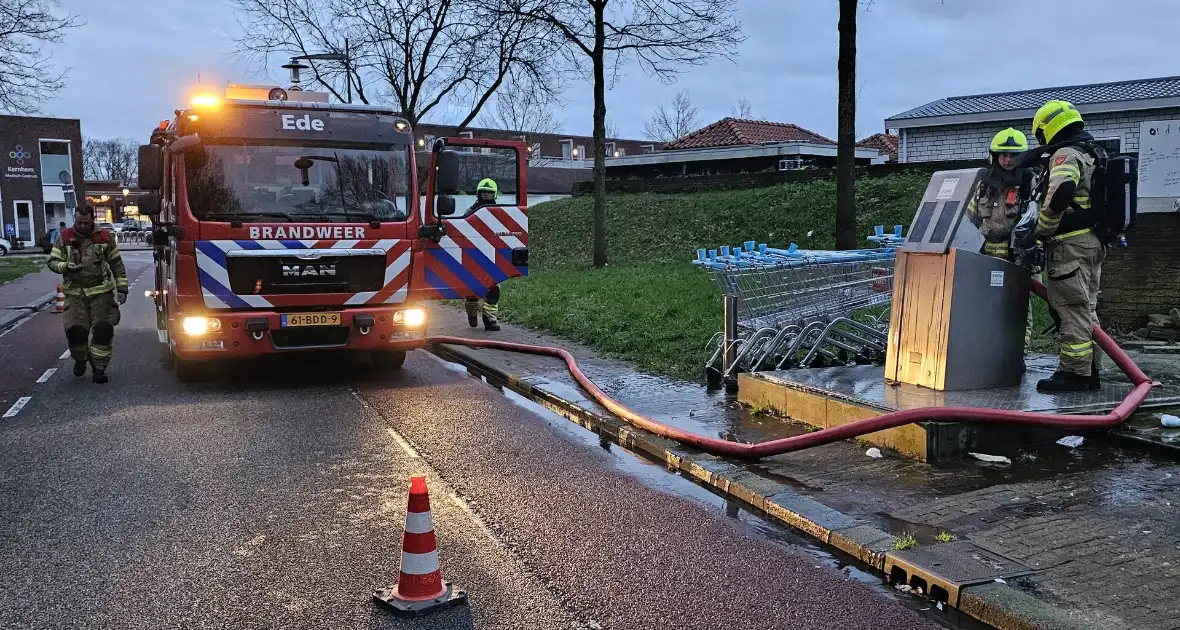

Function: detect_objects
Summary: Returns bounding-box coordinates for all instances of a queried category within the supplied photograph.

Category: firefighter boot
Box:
[1036,371,1096,393]
[73,360,88,377]
[92,367,109,384]
[66,325,89,377]
[464,298,480,328]
[482,285,501,331]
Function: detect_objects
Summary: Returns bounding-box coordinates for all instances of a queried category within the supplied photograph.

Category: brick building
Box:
[885,76,1180,328]
[605,118,885,179]
[0,115,85,245]
[413,123,657,166]
[884,76,1180,163]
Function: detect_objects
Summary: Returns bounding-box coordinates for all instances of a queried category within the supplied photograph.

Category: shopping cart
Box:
[695,229,901,392]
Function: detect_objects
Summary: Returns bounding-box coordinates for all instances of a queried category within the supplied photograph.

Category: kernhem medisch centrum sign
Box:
[5,145,38,179]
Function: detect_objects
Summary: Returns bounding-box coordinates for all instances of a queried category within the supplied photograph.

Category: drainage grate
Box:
[884,541,1032,608]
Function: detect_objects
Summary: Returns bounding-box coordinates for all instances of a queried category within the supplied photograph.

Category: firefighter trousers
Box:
[465,284,500,324]
[1045,231,1105,377]
[63,291,120,371]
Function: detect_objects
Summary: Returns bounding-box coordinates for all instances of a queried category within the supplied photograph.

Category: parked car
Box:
[0,237,10,256]
[98,222,114,232]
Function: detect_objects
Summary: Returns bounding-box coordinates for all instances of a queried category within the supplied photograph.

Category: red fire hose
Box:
[430,280,1155,460]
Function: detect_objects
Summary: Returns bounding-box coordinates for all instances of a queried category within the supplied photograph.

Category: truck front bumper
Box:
[170,305,428,362]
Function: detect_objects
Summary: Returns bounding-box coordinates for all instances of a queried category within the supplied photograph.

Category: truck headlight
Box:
[182,316,221,335]
[394,308,426,327]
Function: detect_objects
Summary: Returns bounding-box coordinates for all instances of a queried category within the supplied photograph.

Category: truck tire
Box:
[372,350,407,371]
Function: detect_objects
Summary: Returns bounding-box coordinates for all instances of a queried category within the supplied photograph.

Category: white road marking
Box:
[59,350,70,360]
[3,397,32,418]
[35,368,57,383]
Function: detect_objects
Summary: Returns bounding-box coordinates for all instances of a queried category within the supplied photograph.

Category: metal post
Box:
[722,295,738,376]
[344,39,352,104]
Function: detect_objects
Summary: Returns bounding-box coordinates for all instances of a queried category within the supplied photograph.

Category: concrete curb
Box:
[0,291,56,333]
[429,341,1114,630]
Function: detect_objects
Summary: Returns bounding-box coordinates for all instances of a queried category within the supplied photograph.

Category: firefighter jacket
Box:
[1037,146,1096,239]
[966,177,1026,258]
[47,228,129,297]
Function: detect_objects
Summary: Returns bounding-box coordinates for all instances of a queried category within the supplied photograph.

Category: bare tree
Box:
[731,97,753,119]
[0,0,81,114]
[485,80,565,165]
[605,119,620,140]
[230,0,562,130]
[493,0,743,268]
[643,89,701,143]
[835,0,857,250]
[82,138,138,186]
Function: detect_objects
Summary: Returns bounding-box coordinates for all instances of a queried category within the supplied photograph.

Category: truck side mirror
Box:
[138,192,162,217]
[138,144,163,190]
[436,150,460,194]
[437,195,456,217]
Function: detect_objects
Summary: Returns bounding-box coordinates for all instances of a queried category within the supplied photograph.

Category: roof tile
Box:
[856,133,899,160]
[664,117,835,150]
[888,75,1180,121]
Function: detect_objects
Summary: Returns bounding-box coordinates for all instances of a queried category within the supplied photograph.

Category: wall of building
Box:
[1098,212,1180,328]
[414,123,657,165]
[898,107,1180,163]
[0,116,84,245]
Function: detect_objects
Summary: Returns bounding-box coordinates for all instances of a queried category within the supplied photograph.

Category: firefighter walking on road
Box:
[1030,100,1105,392]
[47,206,128,384]
[465,178,502,332]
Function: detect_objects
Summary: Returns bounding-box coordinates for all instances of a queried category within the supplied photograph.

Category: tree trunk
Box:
[834,0,858,250]
[591,0,608,268]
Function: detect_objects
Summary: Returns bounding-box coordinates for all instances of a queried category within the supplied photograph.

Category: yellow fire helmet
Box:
[1032,100,1084,145]
[990,128,1029,153]
[476,178,499,197]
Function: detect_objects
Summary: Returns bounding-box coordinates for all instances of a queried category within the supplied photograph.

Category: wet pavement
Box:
[434,306,1180,629]
[0,271,951,630]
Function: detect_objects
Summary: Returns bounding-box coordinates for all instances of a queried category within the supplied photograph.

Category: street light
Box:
[290,42,353,104]
[122,188,130,197]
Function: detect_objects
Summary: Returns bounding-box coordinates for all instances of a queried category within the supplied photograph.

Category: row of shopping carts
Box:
[694,225,905,391]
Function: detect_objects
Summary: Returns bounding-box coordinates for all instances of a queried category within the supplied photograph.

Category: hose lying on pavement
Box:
[429,280,1155,460]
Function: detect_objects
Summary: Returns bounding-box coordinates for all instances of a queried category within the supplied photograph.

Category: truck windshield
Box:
[184,143,413,223]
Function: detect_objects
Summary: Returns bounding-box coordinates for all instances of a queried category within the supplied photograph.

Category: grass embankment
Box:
[0,257,45,285]
[501,173,1052,381]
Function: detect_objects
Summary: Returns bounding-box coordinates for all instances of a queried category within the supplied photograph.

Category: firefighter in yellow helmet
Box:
[966,128,1032,260]
[1029,100,1104,392]
[465,178,501,331]
[46,205,128,383]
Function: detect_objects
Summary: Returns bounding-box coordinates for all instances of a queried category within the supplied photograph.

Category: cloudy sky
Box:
[42,0,1180,142]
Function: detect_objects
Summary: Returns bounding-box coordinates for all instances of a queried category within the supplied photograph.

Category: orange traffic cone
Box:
[53,285,64,314]
[373,475,467,617]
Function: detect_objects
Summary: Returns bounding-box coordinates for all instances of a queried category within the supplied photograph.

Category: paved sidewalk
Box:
[0,264,59,331]
[430,304,1180,630]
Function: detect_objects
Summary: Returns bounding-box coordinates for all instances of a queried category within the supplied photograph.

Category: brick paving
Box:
[430,303,1180,628]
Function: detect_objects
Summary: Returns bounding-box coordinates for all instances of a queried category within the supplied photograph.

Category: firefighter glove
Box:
[116,290,128,305]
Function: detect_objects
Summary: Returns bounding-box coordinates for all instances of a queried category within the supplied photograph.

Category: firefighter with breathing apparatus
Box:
[967,128,1034,260]
[967,127,1038,355]
[1023,100,1106,392]
[465,178,502,332]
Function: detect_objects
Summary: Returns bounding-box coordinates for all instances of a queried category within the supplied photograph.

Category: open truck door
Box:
[415,138,529,300]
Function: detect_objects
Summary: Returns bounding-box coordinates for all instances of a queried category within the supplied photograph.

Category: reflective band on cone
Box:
[53,285,64,314]
[372,475,468,617]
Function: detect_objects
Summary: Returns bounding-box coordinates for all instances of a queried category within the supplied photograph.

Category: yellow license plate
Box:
[281,312,342,328]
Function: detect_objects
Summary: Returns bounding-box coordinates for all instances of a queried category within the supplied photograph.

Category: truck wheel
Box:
[372,350,407,371]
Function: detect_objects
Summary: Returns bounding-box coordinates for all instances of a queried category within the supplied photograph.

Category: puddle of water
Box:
[449,359,985,630]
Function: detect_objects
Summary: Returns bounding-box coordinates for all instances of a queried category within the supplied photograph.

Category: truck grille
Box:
[270,327,350,349]
[226,254,385,295]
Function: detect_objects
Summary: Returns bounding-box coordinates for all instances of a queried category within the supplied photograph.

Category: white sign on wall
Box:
[1137,121,1180,211]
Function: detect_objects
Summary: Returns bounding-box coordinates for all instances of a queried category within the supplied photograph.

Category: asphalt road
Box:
[0,260,948,630]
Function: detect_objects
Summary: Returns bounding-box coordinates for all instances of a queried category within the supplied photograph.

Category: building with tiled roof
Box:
[884,75,1180,164]
[856,133,899,162]
[663,118,835,150]
[607,117,881,179]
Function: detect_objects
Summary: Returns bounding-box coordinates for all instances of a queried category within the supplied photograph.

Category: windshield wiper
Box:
[204,211,297,223]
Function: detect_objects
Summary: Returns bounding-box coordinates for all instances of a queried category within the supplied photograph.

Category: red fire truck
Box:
[136,82,529,379]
